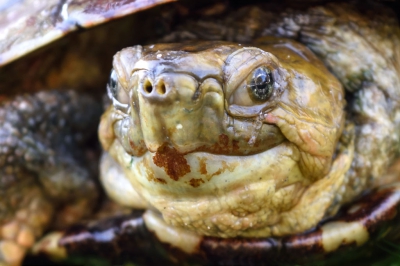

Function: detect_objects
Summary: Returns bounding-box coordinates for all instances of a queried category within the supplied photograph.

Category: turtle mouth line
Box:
[133,140,298,187]
[148,140,284,156]
[123,142,309,237]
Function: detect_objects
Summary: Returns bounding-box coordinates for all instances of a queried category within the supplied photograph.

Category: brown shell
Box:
[0,0,178,97]
[0,0,174,66]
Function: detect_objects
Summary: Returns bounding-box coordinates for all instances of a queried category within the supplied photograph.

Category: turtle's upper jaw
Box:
[136,66,243,155]
[100,40,347,237]
[110,42,287,156]
[136,61,285,155]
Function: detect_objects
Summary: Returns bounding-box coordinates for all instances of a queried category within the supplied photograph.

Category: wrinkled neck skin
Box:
[99,39,351,238]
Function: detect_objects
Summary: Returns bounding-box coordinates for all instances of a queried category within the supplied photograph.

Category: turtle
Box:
[1,0,400,265]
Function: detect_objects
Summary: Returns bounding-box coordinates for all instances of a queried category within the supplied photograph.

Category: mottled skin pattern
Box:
[0,91,101,265]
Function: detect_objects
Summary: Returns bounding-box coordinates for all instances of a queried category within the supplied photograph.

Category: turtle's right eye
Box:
[108,69,118,95]
[107,69,129,111]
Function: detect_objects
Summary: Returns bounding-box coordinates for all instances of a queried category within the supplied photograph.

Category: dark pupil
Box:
[249,67,273,101]
[107,69,118,100]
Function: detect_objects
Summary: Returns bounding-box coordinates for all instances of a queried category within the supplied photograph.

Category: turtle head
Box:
[100,40,347,237]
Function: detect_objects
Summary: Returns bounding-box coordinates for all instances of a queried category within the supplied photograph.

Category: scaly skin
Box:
[0,91,101,265]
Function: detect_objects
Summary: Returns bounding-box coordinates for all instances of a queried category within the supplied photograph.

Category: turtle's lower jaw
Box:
[102,131,353,238]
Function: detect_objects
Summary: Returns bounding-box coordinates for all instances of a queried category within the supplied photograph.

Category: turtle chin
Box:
[109,134,312,237]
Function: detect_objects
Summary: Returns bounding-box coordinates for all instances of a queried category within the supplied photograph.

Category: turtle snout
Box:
[136,73,225,153]
[139,73,197,103]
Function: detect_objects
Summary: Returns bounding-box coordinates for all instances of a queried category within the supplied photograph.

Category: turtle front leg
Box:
[0,172,54,266]
[0,91,101,265]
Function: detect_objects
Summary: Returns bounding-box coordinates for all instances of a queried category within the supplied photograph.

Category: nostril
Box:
[157,82,166,95]
[142,79,169,97]
[144,80,153,93]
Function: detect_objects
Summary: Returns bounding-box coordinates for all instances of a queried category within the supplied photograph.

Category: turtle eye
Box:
[107,69,118,96]
[107,69,129,111]
[228,65,275,108]
[248,66,273,101]
[224,47,280,117]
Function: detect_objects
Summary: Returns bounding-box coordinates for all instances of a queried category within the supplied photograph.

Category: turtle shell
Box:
[0,0,174,65]
[0,0,175,97]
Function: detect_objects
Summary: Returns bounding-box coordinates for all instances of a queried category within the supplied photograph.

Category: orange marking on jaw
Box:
[153,144,191,181]
[232,140,240,151]
[199,157,208,175]
[205,161,238,181]
[156,178,167,184]
[145,164,167,184]
[219,134,229,146]
[129,139,147,156]
[188,178,205,188]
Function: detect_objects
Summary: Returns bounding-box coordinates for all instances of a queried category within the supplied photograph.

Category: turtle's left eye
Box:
[228,65,275,109]
[248,66,274,101]
[107,69,129,111]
